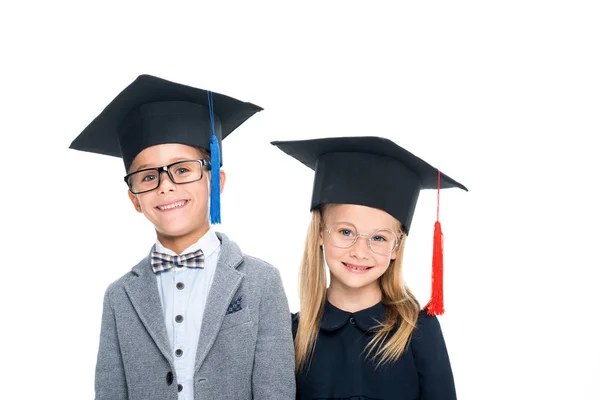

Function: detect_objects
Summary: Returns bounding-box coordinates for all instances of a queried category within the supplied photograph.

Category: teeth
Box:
[158,201,186,210]
[347,264,369,271]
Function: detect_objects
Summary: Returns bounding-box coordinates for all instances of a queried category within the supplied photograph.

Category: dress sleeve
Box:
[411,311,457,400]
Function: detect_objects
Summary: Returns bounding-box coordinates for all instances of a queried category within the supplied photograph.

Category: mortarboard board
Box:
[69,74,263,224]
[271,136,468,315]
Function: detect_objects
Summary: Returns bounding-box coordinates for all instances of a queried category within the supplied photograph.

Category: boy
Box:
[70,74,295,399]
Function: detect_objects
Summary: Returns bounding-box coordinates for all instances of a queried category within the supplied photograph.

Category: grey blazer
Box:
[95,232,295,399]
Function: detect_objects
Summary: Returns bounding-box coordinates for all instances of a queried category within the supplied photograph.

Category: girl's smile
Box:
[342,262,374,274]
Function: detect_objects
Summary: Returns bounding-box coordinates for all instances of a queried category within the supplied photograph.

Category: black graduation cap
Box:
[271,136,467,234]
[69,74,263,224]
[271,136,468,315]
[69,74,263,171]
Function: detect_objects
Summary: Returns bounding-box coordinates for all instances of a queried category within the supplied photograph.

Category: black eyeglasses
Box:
[124,159,211,194]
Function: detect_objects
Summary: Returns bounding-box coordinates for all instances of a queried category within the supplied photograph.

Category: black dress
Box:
[292,300,457,400]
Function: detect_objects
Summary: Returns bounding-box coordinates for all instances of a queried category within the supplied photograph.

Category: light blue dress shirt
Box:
[155,228,221,400]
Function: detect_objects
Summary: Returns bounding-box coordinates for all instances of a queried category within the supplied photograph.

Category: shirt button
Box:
[176,282,185,290]
[349,316,356,324]
[175,315,184,323]
[178,384,183,392]
[166,371,173,385]
[175,349,183,357]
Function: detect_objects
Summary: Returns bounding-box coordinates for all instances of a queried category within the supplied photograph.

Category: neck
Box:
[327,280,383,313]
[157,226,210,254]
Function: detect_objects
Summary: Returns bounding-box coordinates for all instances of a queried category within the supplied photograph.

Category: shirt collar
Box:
[155,227,221,258]
[320,299,386,333]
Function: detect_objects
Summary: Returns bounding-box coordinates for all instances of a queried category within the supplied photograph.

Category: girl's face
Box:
[321,204,401,294]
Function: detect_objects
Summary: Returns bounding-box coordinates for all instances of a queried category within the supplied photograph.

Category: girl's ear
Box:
[390,232,404,260]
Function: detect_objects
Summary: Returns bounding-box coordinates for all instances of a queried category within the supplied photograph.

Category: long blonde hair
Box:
[294,204,421,372]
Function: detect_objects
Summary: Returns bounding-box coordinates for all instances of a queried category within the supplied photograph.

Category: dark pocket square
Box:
[226,296,243,315]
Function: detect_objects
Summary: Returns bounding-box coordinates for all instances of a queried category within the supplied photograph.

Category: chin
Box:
[152,213,208,234]
[156,225,200,238]
[332,274,379,291]
[344,280,379,290]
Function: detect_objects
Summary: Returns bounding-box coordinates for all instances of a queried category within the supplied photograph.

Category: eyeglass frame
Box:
[324,220,403,256]
[123,159,212,194]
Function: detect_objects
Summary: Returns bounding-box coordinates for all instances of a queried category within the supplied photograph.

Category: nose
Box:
[350,235,370,259]
[157,170,176,194]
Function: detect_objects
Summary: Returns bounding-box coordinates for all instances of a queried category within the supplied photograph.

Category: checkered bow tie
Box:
[151,248,205,273]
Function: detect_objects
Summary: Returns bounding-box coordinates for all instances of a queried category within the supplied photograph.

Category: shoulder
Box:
[409,311,456,396]
[233,247,287,301]
[218,232,280,278]
[410,310,450,355]
[238,254,285,289]
[412,310,444,340]
[416,309,442,330]
[103,256,149,299]
[104,273,132,296]
[100,273,132,309]
[241,254,279,274]
[404,312,457,397]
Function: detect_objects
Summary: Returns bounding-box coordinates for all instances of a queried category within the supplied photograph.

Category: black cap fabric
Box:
[271,136,468,233]
[70,74,263,170]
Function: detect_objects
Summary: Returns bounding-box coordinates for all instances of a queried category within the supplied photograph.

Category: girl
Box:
[272,136,467,400]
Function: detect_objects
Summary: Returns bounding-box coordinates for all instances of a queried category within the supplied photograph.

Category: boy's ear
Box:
[219,170,226,194]
[128,190,142,213]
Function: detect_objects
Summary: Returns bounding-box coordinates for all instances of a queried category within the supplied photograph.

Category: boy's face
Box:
[127,143,225,250]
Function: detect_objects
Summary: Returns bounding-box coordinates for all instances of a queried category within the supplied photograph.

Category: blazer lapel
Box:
[195,233,244,371]
[124,255,173,363]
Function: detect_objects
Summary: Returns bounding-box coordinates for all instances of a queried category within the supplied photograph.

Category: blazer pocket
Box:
[220,304,251,331]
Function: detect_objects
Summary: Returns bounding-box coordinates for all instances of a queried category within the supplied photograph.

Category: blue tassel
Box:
[209,134,221,224]
[207,90,221,224]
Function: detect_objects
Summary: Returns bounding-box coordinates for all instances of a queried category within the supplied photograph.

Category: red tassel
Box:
[424,169,445,316]
[424,221,444,316]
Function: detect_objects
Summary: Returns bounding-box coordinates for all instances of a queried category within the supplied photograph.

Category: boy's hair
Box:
[194,147,213,181]
[127,145,212,174]
[193,146,212,163]
[294,204,421,372]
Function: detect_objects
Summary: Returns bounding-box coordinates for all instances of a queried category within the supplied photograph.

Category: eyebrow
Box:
[330,220,396,233]
[135,157,192,171]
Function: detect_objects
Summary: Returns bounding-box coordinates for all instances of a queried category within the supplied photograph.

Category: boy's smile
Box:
[127,143,225,254]
[155,199,190,212]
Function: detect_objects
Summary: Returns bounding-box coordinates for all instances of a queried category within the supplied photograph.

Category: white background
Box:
[1,1,599,398]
